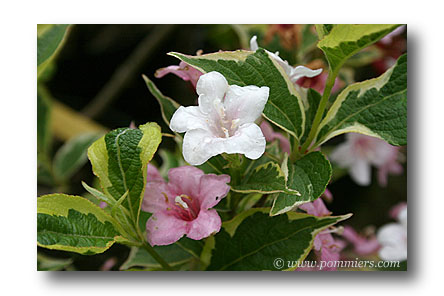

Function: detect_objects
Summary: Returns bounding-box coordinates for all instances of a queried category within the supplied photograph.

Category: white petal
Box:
[169,106,208,133]
[289,66,323,82]
[222,123,266,160]
[196,72,228,114]
[397,207,408,227]
[182,123,266,165]
[350,158,371,186]
[182,129,221,165]
[377,223,407,261]
[250,35,258,51]
[330,142,355,167]
[224,85,269,125]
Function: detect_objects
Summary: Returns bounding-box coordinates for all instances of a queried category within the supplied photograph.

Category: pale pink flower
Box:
[260,121,291,154]
[330,133,403,186]
[155,61,202,89]
[377,205,407,261]
[170,71,269,165]
[299,198,344,271]
[142,165,230,246]
[342,226,380,255]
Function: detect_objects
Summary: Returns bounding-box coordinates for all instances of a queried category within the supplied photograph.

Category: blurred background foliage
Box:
[37,24,406,270]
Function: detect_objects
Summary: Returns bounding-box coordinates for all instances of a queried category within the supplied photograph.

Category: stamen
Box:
[175,195,189,209]
[222,127,230,138]
[231,119,240,131]
[162,192,169,203]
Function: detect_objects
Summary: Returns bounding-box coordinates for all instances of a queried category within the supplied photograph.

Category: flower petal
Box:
[198,174,231,209]
[223,123,266,160]
[147,164,163,181]
[182,129,221,165]
[330,141,356,167]
[224,85,269,125]
[350,158,371,186]
[187,209,222,240]
[196,72,228,114]
[142,179,170,213]
[377,223,407,261]
[170,106,208,133]
[167,166,205,198]
[146,212,188,246]
[250,36,258,51]
[289,66,323,82]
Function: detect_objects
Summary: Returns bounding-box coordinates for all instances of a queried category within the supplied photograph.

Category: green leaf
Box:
[317,24,400,74]
[143,75,180,128]
[230,161,300,195]
[169,49,306,141]
[53,132,102,181]
[315,24,335,40]
[37,253,73,271]
[270,151,332,216]
[120,238,203,270]
[37,86,52,155]
[207,209,351,270]
[37,194,121,254]
[314,54,407,146]
[88,122,162,223]
[37,24,70,77]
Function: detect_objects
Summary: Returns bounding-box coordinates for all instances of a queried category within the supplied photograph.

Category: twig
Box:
[82,24,177,118]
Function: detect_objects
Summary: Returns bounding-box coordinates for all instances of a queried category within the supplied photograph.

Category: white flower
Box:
[250,35,322,83]
[377,206,407,261]
[330,133,401,186]
[170,71,269,165]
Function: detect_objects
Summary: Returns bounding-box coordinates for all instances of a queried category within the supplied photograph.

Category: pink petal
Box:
[155,62,203,89]
[342,226,380,255]
[187,209,222,240]
[299,198,331,217]
[322,188,333,202]
[198,174,231,209]
[168,166,205,198]
[260,121,291,154]
[147,164,163,181]
[142,179,170,213]
[146,212,188,246]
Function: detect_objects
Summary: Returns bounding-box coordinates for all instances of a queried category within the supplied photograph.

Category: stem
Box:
[142,242,173,271]
[299,70,338,153]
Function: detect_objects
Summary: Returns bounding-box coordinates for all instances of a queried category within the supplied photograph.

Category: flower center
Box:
[209,100,240,138]
[165,194,200,221]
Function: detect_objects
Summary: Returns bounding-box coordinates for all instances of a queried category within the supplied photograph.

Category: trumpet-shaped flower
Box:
[250,36,322,83]
[377,205,407,261]
[142,165,230,246]
[155,61,203,88]
[170,71,269,165]
[330,133,403,186]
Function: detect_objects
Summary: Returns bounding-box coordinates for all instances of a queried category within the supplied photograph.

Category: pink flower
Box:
[259,121,291,154]
[299,198,344,271]
[155,61,203,89]
[142,165,230,246]
[342,226,380,256]
[330,133,403,186]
